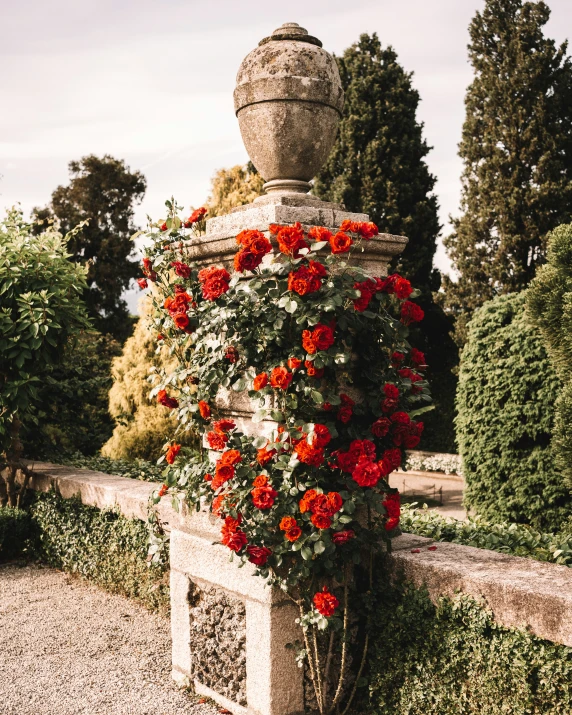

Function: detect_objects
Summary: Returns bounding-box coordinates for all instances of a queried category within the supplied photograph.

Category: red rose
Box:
[187,207,207,224]
[212,462,234,490]
[311,513,332,530]
[381,383,399,413]
[247,545,272,566]
[401,301,425,325]
[137,278,148,289]
[157,390,178,409]
[393,276,413,299]
[174,312,190,330]
[276,223,308,256]
[288,266,321,295]
[225,346,239,363]
[339,220,360,233]
[198,266,230,300]
[253,373,268,390]
[251,484,278,509]
[308,226,333,242]
[294,440,324,467]
[220,449,242,466]
[391,351,405,365]
[411,348,426,368]
[207,432,228,450]
[337,406,353,423]
[311,424,331,448]
[371,417,391,438]
[352,460,382,487]
[391,411,411,425]
[222,528,247,552]
[382,448,402,472]
[313,587,339,617]
[288,357,302,370]
[383,492,401,531]
[171,261,192,279]
[270,366,293,390]
[305,360,324,378]
[325,491,343,514]
[214,419,236,434]
[257,446,276,465]
[234,249,262,273]
[299,489,317,513]
[198,401,211,419]
[158,484,168,497]
[165,443,181,464]
[332,529,355,545]
[329,231,353,254]
[160,222,168,232]
[357,222,378,239]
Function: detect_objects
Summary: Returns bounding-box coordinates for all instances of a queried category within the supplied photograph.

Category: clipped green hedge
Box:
[28,491,169,614]
[457,291,571,530]
[401,506,572,567]
[0,506,32,561]
[54,452,165,482]
[360,582,572,715]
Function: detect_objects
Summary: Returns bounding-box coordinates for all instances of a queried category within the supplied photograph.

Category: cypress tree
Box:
[315,34,458,452]
[443,0,572,344]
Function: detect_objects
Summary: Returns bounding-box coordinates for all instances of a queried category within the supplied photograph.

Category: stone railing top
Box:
[19,461,572,646]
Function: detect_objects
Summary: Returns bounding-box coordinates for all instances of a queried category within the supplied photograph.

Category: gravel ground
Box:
[0,563,220,715]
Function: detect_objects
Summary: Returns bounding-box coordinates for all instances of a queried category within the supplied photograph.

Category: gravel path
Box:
[0,563,220,715]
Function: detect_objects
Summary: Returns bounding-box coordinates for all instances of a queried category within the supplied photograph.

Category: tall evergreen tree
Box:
[315,34,458,451]
[443,0,572,344]
[34,155,147,342]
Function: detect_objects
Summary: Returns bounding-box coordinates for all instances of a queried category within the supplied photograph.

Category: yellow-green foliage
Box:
[205,162,264,217]
[102,296,189,461]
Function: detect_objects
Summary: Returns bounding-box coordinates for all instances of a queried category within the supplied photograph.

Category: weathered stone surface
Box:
[234,23,344,194]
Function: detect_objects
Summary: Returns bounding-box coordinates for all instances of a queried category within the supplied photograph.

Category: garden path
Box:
[0,563,219,715]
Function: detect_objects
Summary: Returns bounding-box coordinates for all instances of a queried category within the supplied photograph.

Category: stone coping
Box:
[19,461,572,646]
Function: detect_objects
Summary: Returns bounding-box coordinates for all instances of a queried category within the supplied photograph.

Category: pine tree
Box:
[444,0,572,344]
[315,34,458,451]
[34,155,147,342]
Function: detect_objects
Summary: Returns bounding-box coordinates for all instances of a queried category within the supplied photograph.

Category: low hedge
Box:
[359,581,572,715]
[0,492,169,615]
[54,452,164,482]
[401,506,572,567]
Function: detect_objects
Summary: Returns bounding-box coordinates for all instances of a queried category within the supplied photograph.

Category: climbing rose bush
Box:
[140,198,432,711]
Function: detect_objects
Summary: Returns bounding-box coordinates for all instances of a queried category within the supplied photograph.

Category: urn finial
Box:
[234,24,344,196]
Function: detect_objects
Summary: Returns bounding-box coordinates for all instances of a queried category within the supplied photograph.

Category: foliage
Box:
[0,506,32,561]
[205,162,264,217]
[456,291,571,530]
[21,331,120,460]
[404,451,462,476]
[102,296,197,462]
[528,223,572,491]
[54,451,165,483]
[314,33,457,452]
[30,490,170,614]
[0,207,90,501]
[443,0,572,345]
[141,198,432,712]
[34,155,147,342]
[401,505,572,567]
[358,580,572,715]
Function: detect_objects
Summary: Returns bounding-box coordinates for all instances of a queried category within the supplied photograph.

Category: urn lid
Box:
[233,22,344,116]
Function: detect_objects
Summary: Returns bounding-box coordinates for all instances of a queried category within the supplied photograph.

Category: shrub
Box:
[456,291,570,530]
[360,581,572,715]
[401,505,572,567]
[528,222,572,491]
[30,491,169,614]
[0,506,32,561]
[56,452,164,482]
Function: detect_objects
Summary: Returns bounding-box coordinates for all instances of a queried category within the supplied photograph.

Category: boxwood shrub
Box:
[456,291,571,531]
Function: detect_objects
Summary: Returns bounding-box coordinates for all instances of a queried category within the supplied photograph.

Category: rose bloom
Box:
[222,527,247,552]
[225,345,239,363]
[207,431,228,450]
[220,449,242,466]
[337,405,353,423]
[247,545,272,566]
[308,226,333,242]
[391,351,405,365]
[311,424,331,448]
[311,513,332,530]
[329,231,353,254]
[294,440,324,467]
[401,301,425,325]
[214,418,236,434]
[276,223,308,256]
[411,348,426,368]
[371,417,391,438]
[165,443,181,464]
[137,278,148,289]
[332,529,355,545]
[236,228,265,247]
[253,474,268,487]
[174,312,190,330]
[393,276,413,299]
[256,446,276,465]
[270,366,293,390]
[305,360,324,378]
[253,373,268,390]
[234,248,262,273]
[171,261,192,279]
[303,323,335,354]
[339,220,360,233]
[157,390,178,409]
[313,587,339,617]
[202,275,230,301]
[288,266,320,295]
[352,460,382,488]
[188,207,207,224]
[382,448,402,472]
[325,491,343,514]
[391,411,411,425]
[198,400,211,419]
[299,489,317,513]
[353,281,375,312]
[285,524,302,542]
[280,516,297,532]
[383,492,401,531]
[288,357,302,370]
[158,484,168,497]
[357,222,378,239]
[251,484,278,509]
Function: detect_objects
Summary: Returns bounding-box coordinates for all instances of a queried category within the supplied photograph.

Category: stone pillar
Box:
[170,22,407,715]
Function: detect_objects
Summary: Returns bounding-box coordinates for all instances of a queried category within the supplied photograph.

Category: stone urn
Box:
[234,22,344,195]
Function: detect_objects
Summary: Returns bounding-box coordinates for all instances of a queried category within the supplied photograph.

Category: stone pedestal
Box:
[170,195,408,714]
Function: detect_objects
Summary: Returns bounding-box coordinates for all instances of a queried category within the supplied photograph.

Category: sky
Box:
[1,0,571,312]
